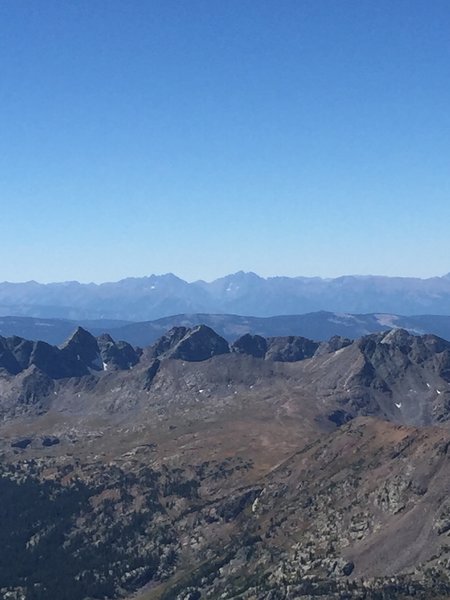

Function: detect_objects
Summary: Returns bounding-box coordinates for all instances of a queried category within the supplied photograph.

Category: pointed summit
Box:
[63,326,97,346]
[61,327,102,370]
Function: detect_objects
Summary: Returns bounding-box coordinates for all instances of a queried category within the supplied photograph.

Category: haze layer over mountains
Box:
[4,312,450,348]
[3,271,450,320]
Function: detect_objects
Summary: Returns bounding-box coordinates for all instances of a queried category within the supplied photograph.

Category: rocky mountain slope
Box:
[2,325,450,599]
[3,271,450,320]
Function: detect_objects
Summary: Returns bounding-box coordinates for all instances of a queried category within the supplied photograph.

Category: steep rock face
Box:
[5,336,34,372]
[314,335,353,356]
[97,334,140,370]
[0,336,22,374]
[29,340,74,379]
[149,326,190,359]
[231,333,268,358]
[265,335,319,362]
[60,327,103,372]
[152,325,230,362]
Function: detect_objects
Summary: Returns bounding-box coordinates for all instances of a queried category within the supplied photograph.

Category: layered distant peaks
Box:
[4,272,450,320]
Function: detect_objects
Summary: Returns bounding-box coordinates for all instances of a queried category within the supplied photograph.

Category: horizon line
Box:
[1,270,449,286]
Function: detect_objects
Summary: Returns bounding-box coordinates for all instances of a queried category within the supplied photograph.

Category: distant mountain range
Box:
[2,271,450,320]
[3,311,450,346]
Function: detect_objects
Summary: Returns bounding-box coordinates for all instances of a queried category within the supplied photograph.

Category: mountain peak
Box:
[60,327,101,369]
[380,328,413,345]
[64,326,96,344]
[152,325,230,361]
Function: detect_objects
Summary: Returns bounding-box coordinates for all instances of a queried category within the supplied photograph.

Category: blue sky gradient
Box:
[1,0,449,282]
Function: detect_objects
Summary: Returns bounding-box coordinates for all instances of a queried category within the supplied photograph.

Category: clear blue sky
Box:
[1,0,449,283]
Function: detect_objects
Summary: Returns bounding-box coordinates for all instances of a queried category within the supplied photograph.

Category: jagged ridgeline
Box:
[2,325,450,599]
[3,272,450,321]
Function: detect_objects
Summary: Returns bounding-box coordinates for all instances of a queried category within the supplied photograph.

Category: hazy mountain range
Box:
[2,271,450,320]
[3,311,450,346]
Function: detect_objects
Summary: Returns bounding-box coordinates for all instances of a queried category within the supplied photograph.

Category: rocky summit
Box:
[2,326,450,599]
